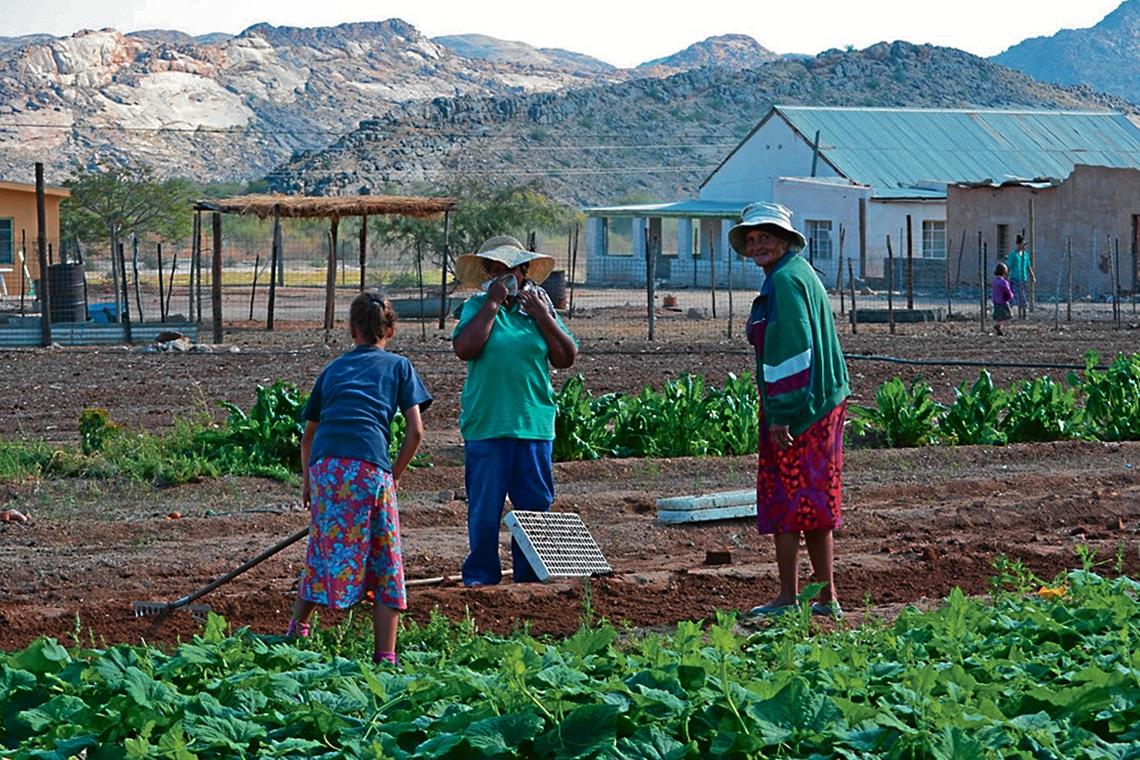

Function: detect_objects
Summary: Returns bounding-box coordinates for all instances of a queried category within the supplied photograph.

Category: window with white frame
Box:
[805,220,832,260]
[0,219,12,265]
[922,220,946,259]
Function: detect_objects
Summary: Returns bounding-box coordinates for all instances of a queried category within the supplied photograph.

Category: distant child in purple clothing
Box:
[992,262,1013,336]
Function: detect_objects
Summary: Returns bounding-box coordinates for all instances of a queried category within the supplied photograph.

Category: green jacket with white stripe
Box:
[745,252,850,436]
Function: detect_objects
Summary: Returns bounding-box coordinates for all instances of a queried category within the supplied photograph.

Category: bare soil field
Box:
[1,310,1138,650]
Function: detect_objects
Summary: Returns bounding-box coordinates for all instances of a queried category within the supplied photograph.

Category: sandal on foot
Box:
[284,619,310,638]
[746,602,793,618]
[810,601,843,619]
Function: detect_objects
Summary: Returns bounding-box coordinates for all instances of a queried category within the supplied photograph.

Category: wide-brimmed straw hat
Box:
[728,201,807,255]
[455,235,557,289]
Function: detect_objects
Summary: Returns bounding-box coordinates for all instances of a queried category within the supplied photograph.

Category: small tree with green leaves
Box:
[370,178,572,281]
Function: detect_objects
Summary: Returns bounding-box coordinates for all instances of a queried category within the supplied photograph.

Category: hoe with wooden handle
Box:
[132,527,310,617]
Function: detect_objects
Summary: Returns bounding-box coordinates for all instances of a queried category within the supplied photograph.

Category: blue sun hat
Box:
[728,201,807,255]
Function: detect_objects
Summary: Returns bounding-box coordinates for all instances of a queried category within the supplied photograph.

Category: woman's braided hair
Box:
[349,290,397,344]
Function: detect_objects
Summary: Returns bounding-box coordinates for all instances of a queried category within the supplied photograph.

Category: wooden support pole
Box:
[836,224,845,315]
[156,242,166,321]
[1113,237,1121,329]
[118,242,133,343]
[978,231,985,332]
[211,212,222,344]
[708,227,717,319]
[189,212,199,322]
[982,242,989,333]
[646,226,656,342]
[35,163,51,347]
[886,235,895,335]
[438,211,451,330]
[858,197,867,278]
[195,210,204,323]
[415,239,426,342]
[1028,197,1036,312]
[19,229,27,314]
[165,249,176,320]
[249,253,262,321]
[131,235,144,323]
[568,223,579,318]
[324,218,338,334]
[945,230,952,317]
[848,258,857,335]
[726,231,734,339]
[905,214,914,310]
[359,214,368,292]
[1066,237,1073,322]
[267,205,280,330]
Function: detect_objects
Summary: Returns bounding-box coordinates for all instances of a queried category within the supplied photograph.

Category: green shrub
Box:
[77,408,119,455]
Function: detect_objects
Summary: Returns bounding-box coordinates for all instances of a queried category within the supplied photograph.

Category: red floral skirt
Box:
[756,401,846,535]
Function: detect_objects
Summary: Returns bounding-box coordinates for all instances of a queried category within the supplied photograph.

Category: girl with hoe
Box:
[286,292,432,665]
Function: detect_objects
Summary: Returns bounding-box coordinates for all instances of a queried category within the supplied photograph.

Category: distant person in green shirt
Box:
[452,235,578,586]
[1007,234,1035,319]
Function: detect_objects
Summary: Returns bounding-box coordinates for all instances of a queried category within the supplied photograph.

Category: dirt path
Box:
[1,317,1138,648]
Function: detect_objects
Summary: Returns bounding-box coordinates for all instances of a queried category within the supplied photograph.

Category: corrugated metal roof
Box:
[772,106,1140,195]
[583,199,743,218]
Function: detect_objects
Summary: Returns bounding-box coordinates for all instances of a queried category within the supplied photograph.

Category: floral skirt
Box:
[756,401,846,535]
[297,457,406,611]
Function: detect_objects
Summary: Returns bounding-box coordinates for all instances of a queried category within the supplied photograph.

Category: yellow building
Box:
[0,179,70,299]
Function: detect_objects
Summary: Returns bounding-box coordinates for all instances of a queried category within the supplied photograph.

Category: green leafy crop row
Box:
[851,351,1140,447]
[1,381,427,486]
[3,563,1138,758]
[554,373,758,462]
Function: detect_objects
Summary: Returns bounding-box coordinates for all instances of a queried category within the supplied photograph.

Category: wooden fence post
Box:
[211,212,222,344]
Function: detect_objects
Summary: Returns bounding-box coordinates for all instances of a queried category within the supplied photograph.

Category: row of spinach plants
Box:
[3,559,1137,758]
[851,351,1140,448]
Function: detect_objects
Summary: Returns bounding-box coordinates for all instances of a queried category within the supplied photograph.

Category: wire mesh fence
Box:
[2,228,1137,344]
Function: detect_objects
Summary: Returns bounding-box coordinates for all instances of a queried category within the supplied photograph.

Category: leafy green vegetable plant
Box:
[849,376,942,447]
[1001,375,1084,443]
[939,370,1008,446]
[1071,351,1140,441]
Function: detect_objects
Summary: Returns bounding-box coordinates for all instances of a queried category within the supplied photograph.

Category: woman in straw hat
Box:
[730,202,850,619]
[451,235,578,586]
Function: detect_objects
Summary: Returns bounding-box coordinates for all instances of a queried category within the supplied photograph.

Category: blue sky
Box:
[0,0,1125,67]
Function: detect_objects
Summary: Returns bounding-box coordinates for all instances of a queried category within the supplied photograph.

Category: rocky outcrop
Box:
[993,0,1140,105]
[270,41,1136,205]
[635,34,780,78]
[0,20,624,184]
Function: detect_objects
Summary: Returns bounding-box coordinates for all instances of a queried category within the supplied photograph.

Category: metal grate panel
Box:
[503,511,612,582]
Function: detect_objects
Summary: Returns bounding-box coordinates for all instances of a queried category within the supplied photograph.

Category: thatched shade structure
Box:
[194,194,458,220]
[190,193,458,340]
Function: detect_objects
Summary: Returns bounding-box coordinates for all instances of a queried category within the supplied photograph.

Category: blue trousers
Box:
[461,438,554,585]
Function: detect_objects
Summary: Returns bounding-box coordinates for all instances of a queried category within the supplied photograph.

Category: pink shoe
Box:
[373,650,399,666]
[284,619,310,638]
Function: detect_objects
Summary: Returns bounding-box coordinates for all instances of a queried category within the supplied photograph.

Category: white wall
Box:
[866,200,946,280]
[701,116,839,203]
[773,178,870,285]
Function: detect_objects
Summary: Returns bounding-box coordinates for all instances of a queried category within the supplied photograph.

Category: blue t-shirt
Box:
[302,345,432,471]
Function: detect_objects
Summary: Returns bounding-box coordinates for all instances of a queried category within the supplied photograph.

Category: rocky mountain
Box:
[0,34,54,54]
[125,30,234,46]
[0,15,1136,200]
[270,41,1136,205]
[432,34,614,73]
[0,20,627,185]
[635,34,780,78]
[992,0,1140,104]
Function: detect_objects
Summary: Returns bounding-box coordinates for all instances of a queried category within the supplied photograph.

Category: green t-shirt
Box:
[452,293,577,441]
